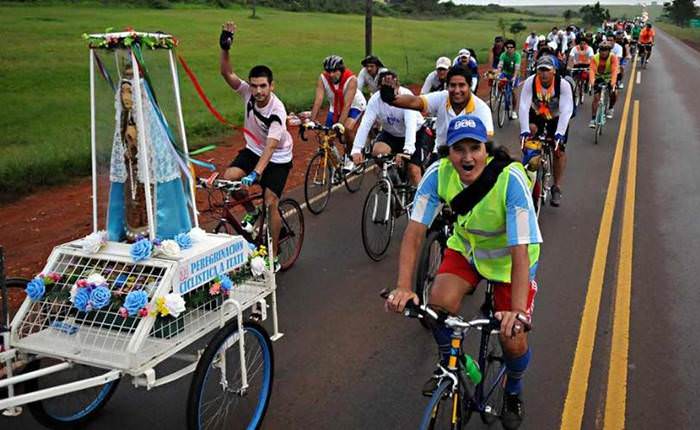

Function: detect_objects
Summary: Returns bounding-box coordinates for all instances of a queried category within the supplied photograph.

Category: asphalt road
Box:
[3,29,700,430]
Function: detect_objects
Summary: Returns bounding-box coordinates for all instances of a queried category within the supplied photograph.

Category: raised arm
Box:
[219,21,242,91]
[379,74,425,111]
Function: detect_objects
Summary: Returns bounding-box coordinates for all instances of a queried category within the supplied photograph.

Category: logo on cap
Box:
[454,119,477,130]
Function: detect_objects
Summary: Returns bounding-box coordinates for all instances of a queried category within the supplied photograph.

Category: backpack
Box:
[531,74,577,119]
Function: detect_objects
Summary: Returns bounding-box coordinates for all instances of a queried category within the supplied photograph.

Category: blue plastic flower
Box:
[124,290,149,316]
[73,288,91,312]
[114,274,128,289]
[220,274,233,293]
[174,233,193,250]
[90,286,111,310]
[26,277,46,301]
[130,239,153,262]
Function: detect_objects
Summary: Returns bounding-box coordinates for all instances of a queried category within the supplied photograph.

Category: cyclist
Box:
[380,65,493,153]
[351,69,433,186]
[452,48,480,93]
[639,23,656,62]
[518,55,574,208]
[567,35,594,90]
[546,26,559,44]
[589,42,619,125]
[487,36,506,70]
[523,31,539,54]
[310,55,367,172]
[612,31,630,89]
[386,115,541,430]
[497,39,522,120]
[357,54,384,96]
[421,56,451,95]
[219,21,292,263]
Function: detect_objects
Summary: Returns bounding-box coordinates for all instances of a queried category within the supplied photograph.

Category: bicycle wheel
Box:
[531,168,543,219]
[419,379,466,430]
[343,162,365,193]
[24,358,120,429]
[415,230,445,306]
[542,148,555,207]
[361,181,395,261]
[276,198,305,271]
[479,340,506,425]
[187,321,273,430]
[496,90,506,128]
[304,151,332,215]
[488,83,498,112]
[1,278,28,328]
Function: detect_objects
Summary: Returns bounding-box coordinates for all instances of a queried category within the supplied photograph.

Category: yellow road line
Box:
[560,59,638,430]
[603,100,639,430]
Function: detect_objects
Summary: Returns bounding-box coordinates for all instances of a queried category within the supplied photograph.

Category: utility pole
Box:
[365,0,373,56]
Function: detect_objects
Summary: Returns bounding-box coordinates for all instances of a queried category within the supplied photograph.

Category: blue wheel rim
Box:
[48,380,115,422]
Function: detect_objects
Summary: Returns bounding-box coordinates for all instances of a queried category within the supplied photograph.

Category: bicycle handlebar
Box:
[299,122,341,142]
[196,177,244,193]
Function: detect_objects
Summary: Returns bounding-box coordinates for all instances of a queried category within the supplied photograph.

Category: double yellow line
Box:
[560,60,640,429]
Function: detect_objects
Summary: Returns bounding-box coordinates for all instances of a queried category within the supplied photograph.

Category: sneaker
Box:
[551,185,562,207]
[510,111,518,120]
[342,156,355,173]
[618,82,625,89]
[606,108,614,119]
[589,119,596,128]
[501,393,524,430]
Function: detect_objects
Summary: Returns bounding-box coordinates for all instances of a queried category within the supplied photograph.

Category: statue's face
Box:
[121,82,133,110]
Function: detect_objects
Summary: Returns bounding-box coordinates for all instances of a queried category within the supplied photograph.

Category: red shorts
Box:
[436,249,538,317]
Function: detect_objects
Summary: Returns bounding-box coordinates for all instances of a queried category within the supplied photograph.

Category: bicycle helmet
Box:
[323,55,345,72]
[537,35,546,42]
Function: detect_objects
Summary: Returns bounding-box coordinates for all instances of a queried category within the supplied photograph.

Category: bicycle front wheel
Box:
[415,230,445,305]
[420,379,467,430]
[1,278,28,328]
[479,340,506,425]
[496,91,506,128]
[277,198,305,271]
[187,321,274,430]
[361,181,395,261]
[343,162,365,193]
[304,151,332,215]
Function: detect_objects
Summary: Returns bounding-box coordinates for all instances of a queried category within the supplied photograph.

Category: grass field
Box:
[0,2,557,198]
[658,23,700,48]
[518,4,664,21]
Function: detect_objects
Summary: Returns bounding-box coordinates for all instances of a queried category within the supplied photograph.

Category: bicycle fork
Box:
[370,179,393,224]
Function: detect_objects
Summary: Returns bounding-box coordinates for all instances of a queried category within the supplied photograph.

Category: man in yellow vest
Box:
[588,42,619,128]
[386,115,542,429]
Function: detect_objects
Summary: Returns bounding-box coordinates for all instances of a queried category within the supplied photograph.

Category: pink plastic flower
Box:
[118,307,128,318]
[138,306,149,318]
[47,272,62,282]
[76,279,89,288]
[209,283,221,296]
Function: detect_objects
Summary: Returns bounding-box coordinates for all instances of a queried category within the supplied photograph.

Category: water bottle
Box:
[461,354,482,385]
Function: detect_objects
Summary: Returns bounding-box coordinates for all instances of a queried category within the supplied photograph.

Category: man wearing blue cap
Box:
[385,115,542,429]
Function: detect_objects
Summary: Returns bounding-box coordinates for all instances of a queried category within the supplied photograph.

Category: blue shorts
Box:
[325,107,363,127]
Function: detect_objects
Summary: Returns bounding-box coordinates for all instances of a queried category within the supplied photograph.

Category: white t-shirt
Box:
[569,45,594,64]
[518,75,574,137]
[421,70,445,95]
[612,43,624,59]
[352,87,424,155]
[524,35,539,51]
[420,90,494,148]
[235,81,293,164]
[357,67,379,95]
[320,74,367,113]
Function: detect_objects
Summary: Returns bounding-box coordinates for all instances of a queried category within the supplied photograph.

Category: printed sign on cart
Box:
[177,237,248,294]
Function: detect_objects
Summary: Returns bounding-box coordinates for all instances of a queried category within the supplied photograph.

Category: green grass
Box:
[0,3,556,198]
[658,22,700,47]
[518,4,664,21]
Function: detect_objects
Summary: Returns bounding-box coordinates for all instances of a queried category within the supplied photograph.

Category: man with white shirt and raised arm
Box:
[351,69,433,186]
[219,21,292,266]
[421,57,451,95]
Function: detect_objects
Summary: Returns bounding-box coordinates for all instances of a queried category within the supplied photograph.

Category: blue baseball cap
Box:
[446,115,488,146]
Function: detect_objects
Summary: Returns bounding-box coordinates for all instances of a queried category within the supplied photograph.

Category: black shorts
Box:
[229,148,292,197]
[528,109,569,152]
[375,126,435,167]
[593,78,613,94]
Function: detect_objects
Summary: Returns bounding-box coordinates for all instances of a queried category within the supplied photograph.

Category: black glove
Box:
[380,84,397,105]
[219,30,234,51]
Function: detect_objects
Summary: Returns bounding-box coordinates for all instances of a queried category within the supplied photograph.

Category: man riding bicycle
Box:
[487,36,506,71]
[357,54,384,97]
[219,21,292,264]
[310,55,367,172]
[612,31,630,89]
[639,23,656,62]
[385,115,542,430]
[452,49,480,93]
[567,35,594,90]
[497,39,522,120]
[588,42,619,126]
[380,65,493,154]
[421,56,451,95]
[518,55,574,208]
[351,69,433,186]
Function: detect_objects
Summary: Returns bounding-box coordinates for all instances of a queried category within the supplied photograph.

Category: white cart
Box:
[0,31,283,430]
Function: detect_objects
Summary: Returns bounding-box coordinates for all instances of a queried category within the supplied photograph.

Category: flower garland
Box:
[25,272,61,301]
[129,227,207,262]
[84,28,178,50]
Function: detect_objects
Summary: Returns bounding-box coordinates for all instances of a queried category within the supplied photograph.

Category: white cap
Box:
[435,56,451,70]
[458,48,471,58]
[547,41,558,50]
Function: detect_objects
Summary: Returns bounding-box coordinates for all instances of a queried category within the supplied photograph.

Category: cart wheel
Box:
[24,358,120,429]
[187,321,274,430]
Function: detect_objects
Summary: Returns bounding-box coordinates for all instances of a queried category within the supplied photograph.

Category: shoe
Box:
[501,393,524,430]
[342,156,355,173]
[510,111,518,120]
[606,108,614,119]
[551,185,562,207]
[589,119,596,128]
[618,82,624,89]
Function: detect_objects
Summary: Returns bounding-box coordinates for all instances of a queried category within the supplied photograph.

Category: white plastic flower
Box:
[250,256,266,277]
[159,240,181,258]
[189,227,207,242]
[69,284,78,303]
[81,231,107,254]
[163,293,186,317]
[86,273,107,286]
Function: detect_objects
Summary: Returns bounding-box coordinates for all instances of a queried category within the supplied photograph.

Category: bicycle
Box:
[361,154,416,261]
[484,70,499,113]
[496,76,515,128]
[300,123,365,215]
[569,66,590,106]
[593,81,610,145]
[524,50,536,76]
[380,284,531,429]
[639,43,652,69]
[522,134,556,218]
[197,176,304,272]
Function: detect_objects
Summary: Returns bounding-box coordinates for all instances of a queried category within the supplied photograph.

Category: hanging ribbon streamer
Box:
[176,54,263,146]
[93,53,116,92]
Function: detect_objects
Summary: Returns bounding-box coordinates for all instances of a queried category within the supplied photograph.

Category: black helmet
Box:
[323,55,344,72]
[361,54,384,68]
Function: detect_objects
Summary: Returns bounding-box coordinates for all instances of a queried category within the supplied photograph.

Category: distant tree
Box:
[663,0,699,27]
[579,2,610,27]
[509,21,527,37]
[563,9,575,22]
[497,17,507,37]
